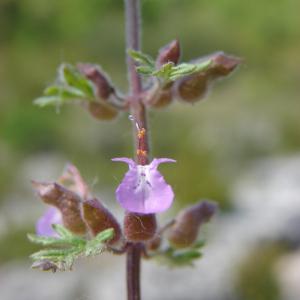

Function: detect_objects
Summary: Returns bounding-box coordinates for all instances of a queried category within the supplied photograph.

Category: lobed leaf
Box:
[60,64,94,97]
[93,228,115,243]
[44,85,86,98]
[27,234,70,246]
[52,224,76,239]
[153,240,205,268]
[29,226,115,272]
[129,49,213,83]
[34,63,96,108]
[128,50,155,68]
[33,96,63,107]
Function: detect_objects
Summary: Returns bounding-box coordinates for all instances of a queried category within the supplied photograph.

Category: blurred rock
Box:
[276,251,300,300]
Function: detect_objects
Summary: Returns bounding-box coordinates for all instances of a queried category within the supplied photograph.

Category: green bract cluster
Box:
[128,49,212,82]
[28,225,114,271]
[34,64,95,107]
[154,240,205,268]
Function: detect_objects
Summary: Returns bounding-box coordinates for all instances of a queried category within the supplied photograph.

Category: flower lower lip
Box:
[112,157,176,214]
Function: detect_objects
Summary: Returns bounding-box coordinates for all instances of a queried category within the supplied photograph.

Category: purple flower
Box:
[36,207,63,237]
[112,158,176,214]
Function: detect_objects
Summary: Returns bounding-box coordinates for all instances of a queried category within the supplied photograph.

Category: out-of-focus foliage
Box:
[1,0,300,202]
[236,244,286,300]
[0,227,38,264]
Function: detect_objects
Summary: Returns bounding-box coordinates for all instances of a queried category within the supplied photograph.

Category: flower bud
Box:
[174,72,208,103]
[32,181,86,235]
[209,52,241,77]
[156,40,181,68]
[77,63,113,100]
[82,198,121,244]
[174,52,241,103]
[167,200,217,248]
[124,213,157,242]
[146,235,162,251]
[59,163,89,199]
[151,82,174,108]
[87,101,118,120]
[31,260,58,273]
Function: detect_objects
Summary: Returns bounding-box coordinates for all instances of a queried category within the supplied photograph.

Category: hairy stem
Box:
[125,0,149,162]
[126,242,142,300]
[124,0,150,300]
[125,0,142,96]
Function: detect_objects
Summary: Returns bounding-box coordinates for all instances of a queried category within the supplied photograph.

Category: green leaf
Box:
[129,48,213,83]
[30,248,75,260]
[93,228,115,243]
[128,50,155,68]
[33,96,63,107]
[194,59,213,72]
[28,227,114,272]
[34,63,97,108]
[30,247,83,270]
[168,63,197,80]
[27,234,69,246]
[84,242,103,256]
[34,84,92,108]
[52,224,75,239]
[171,249,202,265]
[60,64,94,97]
[44,85,86,98]
[153,240,205,268]
[156,60,212,81]
[85,228,114,256]
[63,254,77,270]
[136,66,154,75]
[192,240,205,249]
[152,62,174,79]
[155,248,202,267]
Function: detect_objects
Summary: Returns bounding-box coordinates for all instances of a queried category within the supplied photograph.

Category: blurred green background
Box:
[0,0,300,299]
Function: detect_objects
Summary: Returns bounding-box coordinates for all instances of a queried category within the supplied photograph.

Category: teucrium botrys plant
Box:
[28,1,240,299]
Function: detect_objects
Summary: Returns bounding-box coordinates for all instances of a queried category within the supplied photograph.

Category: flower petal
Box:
[114,158,175,214]
[112,157,136,168]
[150,158,176,169]
[36,207,63,237]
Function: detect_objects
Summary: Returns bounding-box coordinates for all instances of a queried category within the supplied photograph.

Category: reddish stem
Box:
[124,0,150,300]
[125,0,150,165]
[126,243,142,300]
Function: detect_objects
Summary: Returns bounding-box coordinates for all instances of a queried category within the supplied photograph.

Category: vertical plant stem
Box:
[125,0,142,96]
[124,0,150,300]
[126,242,142,300]
[125,0,150,159]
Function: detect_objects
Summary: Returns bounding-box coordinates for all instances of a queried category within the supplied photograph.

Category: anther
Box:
[136,149,147,156]
[138,128,146,139]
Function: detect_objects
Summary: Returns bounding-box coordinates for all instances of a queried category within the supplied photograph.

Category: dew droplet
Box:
[128,114,140,130]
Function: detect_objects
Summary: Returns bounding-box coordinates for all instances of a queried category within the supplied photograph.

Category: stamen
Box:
[137,149,147,156]
[137,128,146,139]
